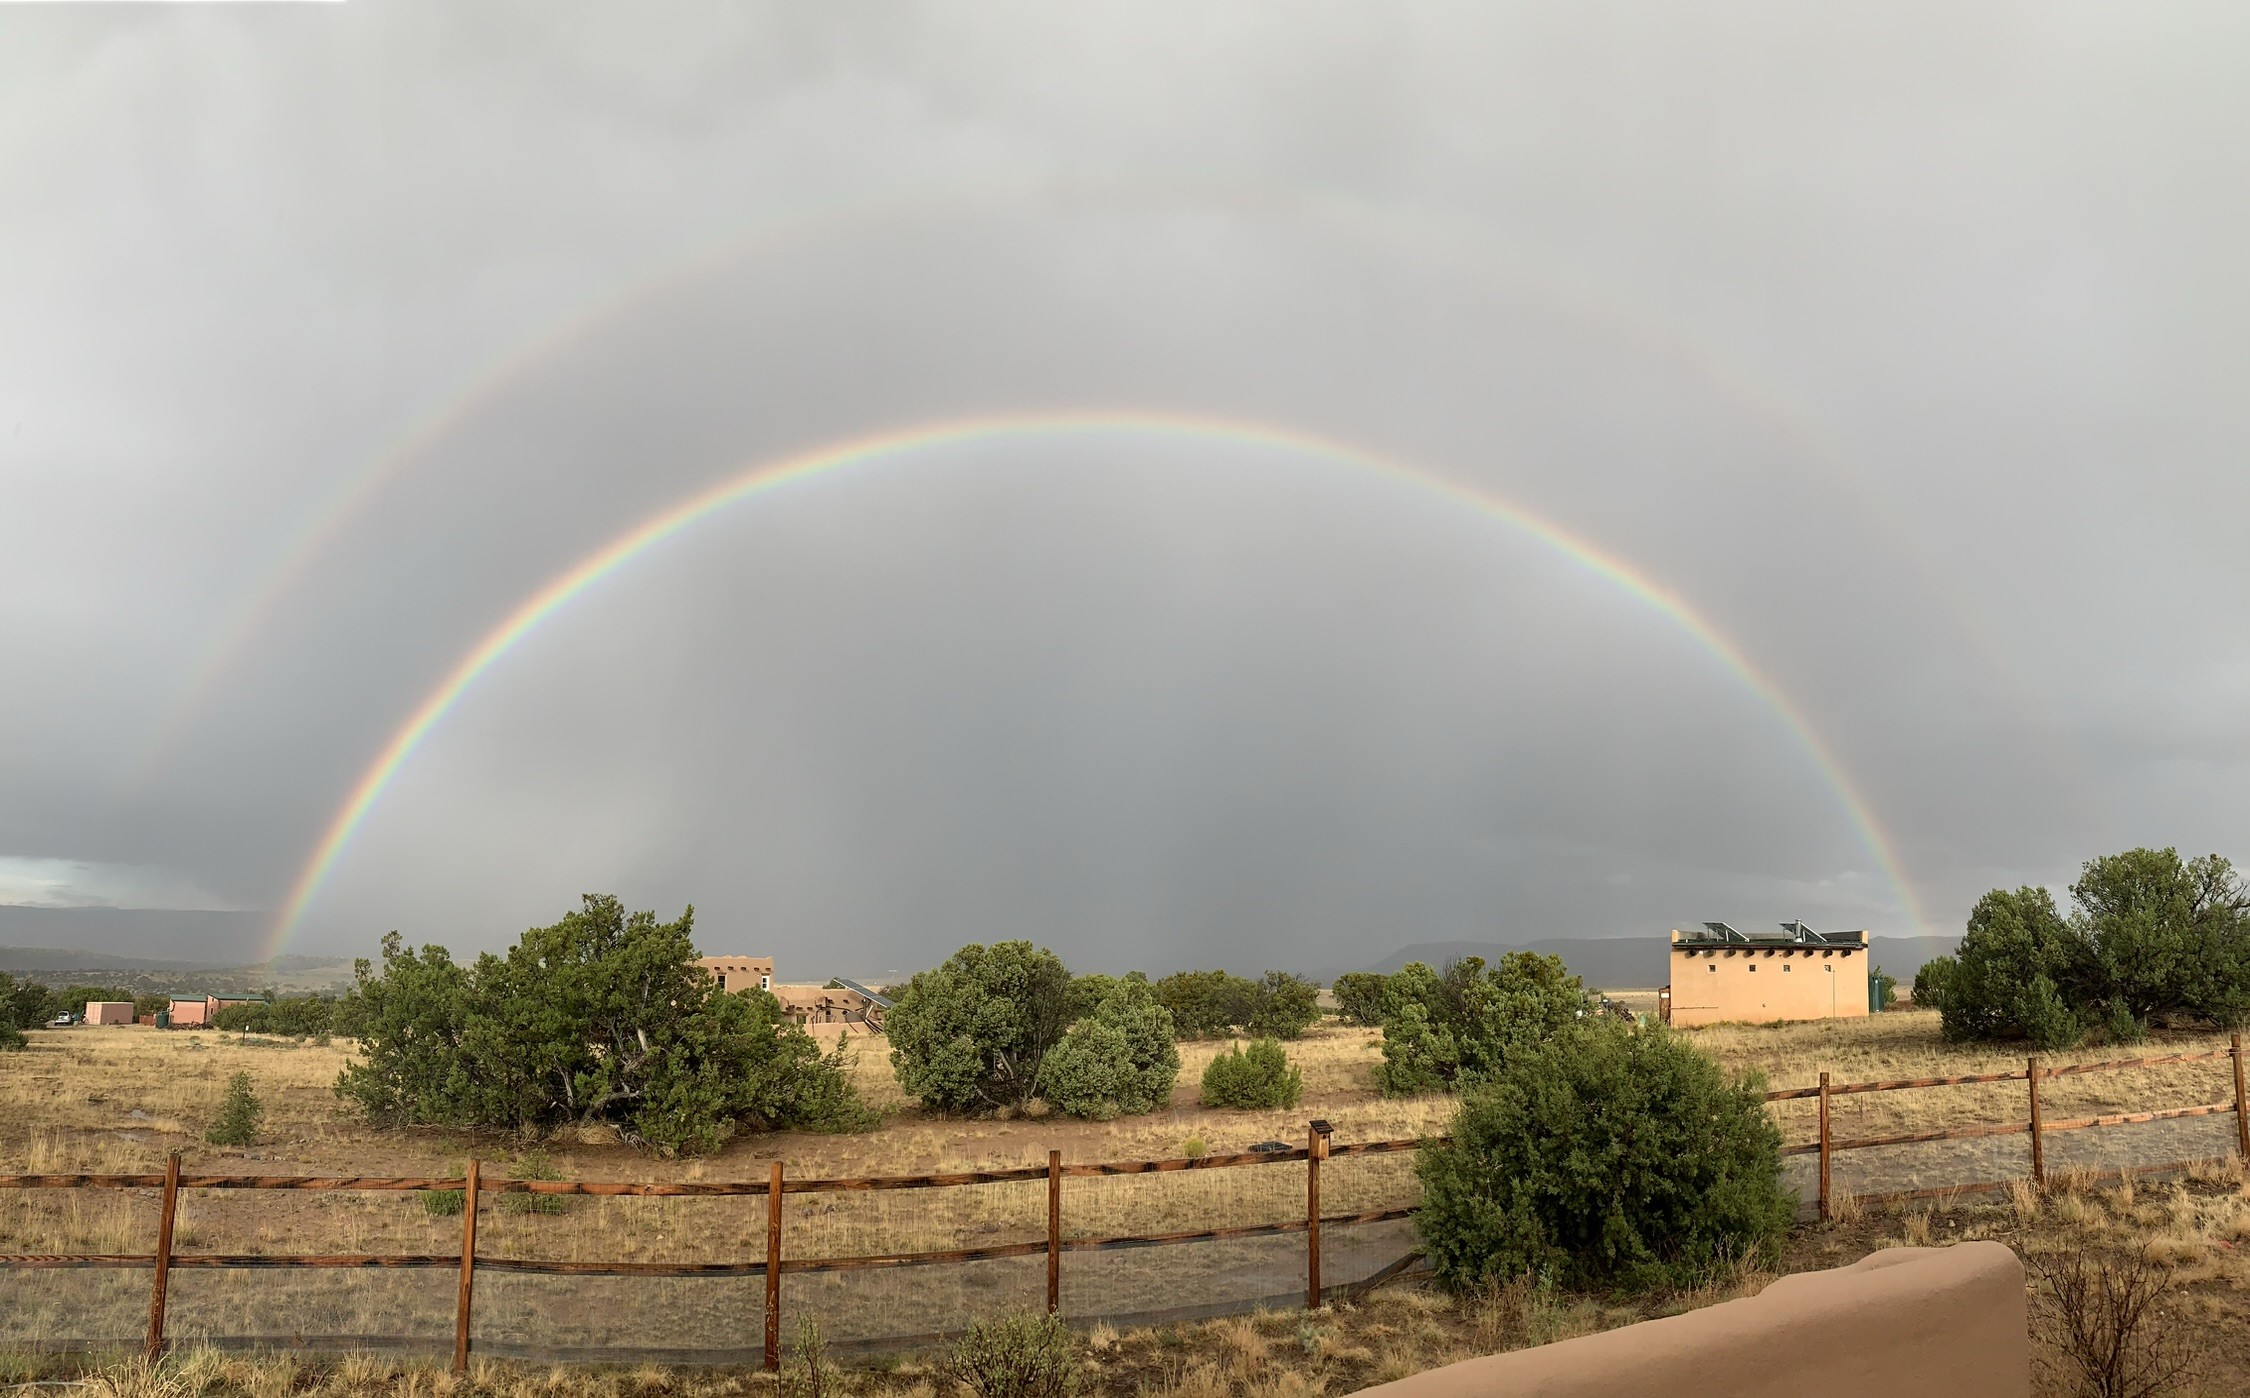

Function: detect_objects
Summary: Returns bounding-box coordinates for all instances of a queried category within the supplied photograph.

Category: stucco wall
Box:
[1668,945,1870,1025]
[1359,1242,2026,1398]
[84,1001,136,1025]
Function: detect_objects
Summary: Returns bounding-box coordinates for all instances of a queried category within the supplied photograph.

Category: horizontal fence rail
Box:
[6,1038,2247,1366]
[0,1121,1416,1371]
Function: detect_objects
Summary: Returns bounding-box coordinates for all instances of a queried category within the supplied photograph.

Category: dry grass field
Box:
[2,1009,2241,1262]
[8,1010,2250,1391]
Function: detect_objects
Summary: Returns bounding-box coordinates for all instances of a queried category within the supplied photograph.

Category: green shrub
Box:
[1943,850,2250,1044]
[1199,1039,1303,1109]
[1181,1136,1207,1159]
[1911,955,1956,1012]
[944,1310,1076,1398]
[333,897,872,1153]
[1941,887,2085,1049]
[887,942,1078,1114]
[1152,970,1256,1040]
[501,1149,567,1215]
[1037,981,1179,1119]
[1376,953,1589,1097]
[1248,971,1321,1040]
[206,1071,264,1147]
[1331,971,1392,1027]
[421,1189,465,1217]
[1415,1023,1792,1294]
[2104,999,2148,1045]
[1154,969,1323,1040]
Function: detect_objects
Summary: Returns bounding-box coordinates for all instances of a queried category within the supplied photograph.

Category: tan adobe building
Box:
[1661,921,1871,1027]
[769,981,888,1032]
[697,956,773,993]
[697,955,888,1032]
[84,1001,137,1025]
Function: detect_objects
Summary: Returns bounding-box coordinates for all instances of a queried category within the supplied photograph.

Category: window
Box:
[1783,964,1793,972]
[1707,964,1717,973]
[716,973,728,990]
[761,975,772,990]
[1748,964,1757,973]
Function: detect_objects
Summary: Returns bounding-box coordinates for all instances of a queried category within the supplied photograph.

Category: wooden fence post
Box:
[145,1150,180,1360]
[453,1159,479,1375]
[1817,1072,1831,1223]
[2234,1035,2249,1161]
[764,1161,783,1373]
[1305,1123,1320,1309]
[2027,1058,2045,1190]
[1046,1149,1061,1315]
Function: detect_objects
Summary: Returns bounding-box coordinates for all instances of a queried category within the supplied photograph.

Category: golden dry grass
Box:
[2,1011,2241,1265]
[0,1269,1717,1398]
[1684,1007,2243,1153]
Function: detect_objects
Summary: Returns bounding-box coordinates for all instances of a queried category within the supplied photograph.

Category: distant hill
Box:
[0,942,354,995]
[1349,936,1961,990]
[0,905,270,963]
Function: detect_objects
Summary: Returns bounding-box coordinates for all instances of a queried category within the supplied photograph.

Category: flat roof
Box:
[1670,921,1868,950]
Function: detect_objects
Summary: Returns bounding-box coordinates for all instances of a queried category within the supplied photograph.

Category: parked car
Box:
[48,1013,75,1027]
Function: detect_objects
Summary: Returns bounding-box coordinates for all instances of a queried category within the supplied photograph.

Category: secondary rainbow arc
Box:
[266,410,1928,959]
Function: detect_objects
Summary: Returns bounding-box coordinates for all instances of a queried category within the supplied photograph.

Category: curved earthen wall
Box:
[1360,1242,2027,1398]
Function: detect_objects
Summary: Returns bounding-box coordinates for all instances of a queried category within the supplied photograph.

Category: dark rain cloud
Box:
[1,3,2245,973]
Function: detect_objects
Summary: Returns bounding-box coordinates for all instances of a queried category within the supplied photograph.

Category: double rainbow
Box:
[264,410,1927,958]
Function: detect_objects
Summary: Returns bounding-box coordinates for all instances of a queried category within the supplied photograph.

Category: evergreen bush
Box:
[1376,953,1589,1097]
[1911,955,1956,1012]
[1331,971,1392,1027]
[333,896,872,1153]
[1199,1038,1303,1109]
[887,942,1077,1114]
[207,1071,264,1146]
[1037,980,1179,1119]
[1415,1023,1791,1293]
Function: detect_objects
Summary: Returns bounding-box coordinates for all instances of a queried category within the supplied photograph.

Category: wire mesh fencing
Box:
[8,1038,2248,1368]
[0,1126,1428,1368]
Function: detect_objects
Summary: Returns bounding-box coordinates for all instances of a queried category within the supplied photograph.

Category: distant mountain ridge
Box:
[0,905,270,963]
[1350,935,1961,990]
[0,942,354,994]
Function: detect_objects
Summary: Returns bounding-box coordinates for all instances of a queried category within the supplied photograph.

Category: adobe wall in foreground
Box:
[1361,1242,2028,1398]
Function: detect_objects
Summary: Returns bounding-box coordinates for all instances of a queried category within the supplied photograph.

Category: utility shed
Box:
[1663,921,1870,1027]
[85,1001,136,1025]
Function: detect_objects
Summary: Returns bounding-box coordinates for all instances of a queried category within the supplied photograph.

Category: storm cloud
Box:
[3,4,2245,976]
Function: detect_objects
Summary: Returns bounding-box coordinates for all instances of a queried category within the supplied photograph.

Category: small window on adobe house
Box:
[717,973,728,990]
[1707,964,1717,973]
[1748,964,1757,972]
[1784,964,1792,972]
[761,975,771,990]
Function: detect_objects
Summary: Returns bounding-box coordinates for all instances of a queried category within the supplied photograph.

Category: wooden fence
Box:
[5,1036,2246,1371]
[1767,1034,2250,1219]
[0,1122,1421,1372]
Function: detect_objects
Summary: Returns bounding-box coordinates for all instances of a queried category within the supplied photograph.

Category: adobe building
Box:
[769,981,889,1033]
[697,955,889,1032]
[1661,921,1871,1027]
[163,993,264,1027]
[696,956,773,994]
[84,1001,137,1025]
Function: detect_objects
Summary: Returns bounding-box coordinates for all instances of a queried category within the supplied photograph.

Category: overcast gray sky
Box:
[3,3,2245,976]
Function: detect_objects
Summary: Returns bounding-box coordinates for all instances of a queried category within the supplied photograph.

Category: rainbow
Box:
[265,410,1929,959]
[136,176,2055,790]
